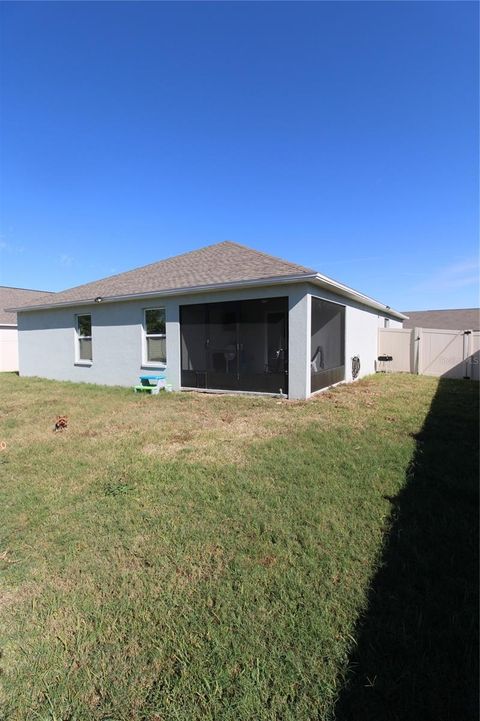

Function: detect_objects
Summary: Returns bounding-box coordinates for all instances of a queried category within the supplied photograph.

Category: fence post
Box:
[413,327,422,375]
[408,328,415,373]
[463,330,472,380]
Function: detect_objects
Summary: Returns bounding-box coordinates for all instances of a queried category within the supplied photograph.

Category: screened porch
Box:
[180,296,288,394]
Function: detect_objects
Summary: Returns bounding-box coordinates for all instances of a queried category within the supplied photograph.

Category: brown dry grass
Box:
[0,373,389,469]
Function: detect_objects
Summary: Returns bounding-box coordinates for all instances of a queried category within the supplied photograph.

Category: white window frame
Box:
[142,307,167,368]
[75,313,93,365]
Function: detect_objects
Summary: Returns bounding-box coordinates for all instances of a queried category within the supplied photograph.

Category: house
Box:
[10,241,405,399]
[0,286,55,372]
[402,308,480,331]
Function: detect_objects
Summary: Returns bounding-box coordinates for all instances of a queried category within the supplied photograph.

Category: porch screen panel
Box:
[180,304,208,388]
[311,298,345,392]
[237,297,288,393]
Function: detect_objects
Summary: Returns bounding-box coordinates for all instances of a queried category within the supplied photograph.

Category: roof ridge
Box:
[214,240,316,273]
[0,285,55,293]
[403,307,480,313]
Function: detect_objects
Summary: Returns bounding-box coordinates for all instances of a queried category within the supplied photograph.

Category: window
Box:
[145,308,166,363]
[77,314,92,361]
[384,318,390,328]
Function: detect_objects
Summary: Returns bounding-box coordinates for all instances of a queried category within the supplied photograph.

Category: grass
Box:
[0,373,477,721]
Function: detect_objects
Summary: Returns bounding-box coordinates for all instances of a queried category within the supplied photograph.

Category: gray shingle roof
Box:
[402,308,480,331]
[0,286,55,324]
[11,241,316,310]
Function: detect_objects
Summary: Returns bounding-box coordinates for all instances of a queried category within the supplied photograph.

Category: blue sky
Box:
[0,1,478,311]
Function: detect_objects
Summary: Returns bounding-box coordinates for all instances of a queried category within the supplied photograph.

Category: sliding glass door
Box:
[181,297,288,394]
[310,297,345,392]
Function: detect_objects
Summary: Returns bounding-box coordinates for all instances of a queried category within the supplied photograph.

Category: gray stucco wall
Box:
[17,282,400,399]
[306,283,402,391]
[18,283,311,399]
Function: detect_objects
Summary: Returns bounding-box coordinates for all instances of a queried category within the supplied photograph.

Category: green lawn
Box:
[0,373,477,721]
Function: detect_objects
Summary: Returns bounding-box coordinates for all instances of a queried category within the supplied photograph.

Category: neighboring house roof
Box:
[402,308,480,331]
[0,286,55,325]
[8,241,406,320]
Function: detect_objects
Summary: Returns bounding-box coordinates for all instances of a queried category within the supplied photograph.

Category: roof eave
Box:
[8,274,318,312]
[311,274,407,320]
[8,272,406,320]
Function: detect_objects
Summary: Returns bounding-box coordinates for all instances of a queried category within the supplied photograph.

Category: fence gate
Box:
[378,327,479,380]
[378,328,414,373]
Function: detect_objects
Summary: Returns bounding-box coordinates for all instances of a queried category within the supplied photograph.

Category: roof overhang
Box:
[8,272,407,320]
[310,274,407,320]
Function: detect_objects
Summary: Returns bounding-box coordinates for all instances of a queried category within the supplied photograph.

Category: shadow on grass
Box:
[335,378,479,721]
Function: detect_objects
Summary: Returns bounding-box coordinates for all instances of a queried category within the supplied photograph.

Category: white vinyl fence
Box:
[378,327,480,380]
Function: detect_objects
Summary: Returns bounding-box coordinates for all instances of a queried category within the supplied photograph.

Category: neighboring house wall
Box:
[0,326,18,371]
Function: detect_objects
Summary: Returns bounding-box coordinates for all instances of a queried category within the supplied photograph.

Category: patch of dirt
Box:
[174,544,227,590]
[141,409,302,465]
[0,581,39,614]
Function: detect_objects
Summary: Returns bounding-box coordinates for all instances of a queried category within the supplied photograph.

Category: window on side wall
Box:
[77,314,92,361]
[144,308,166,364]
